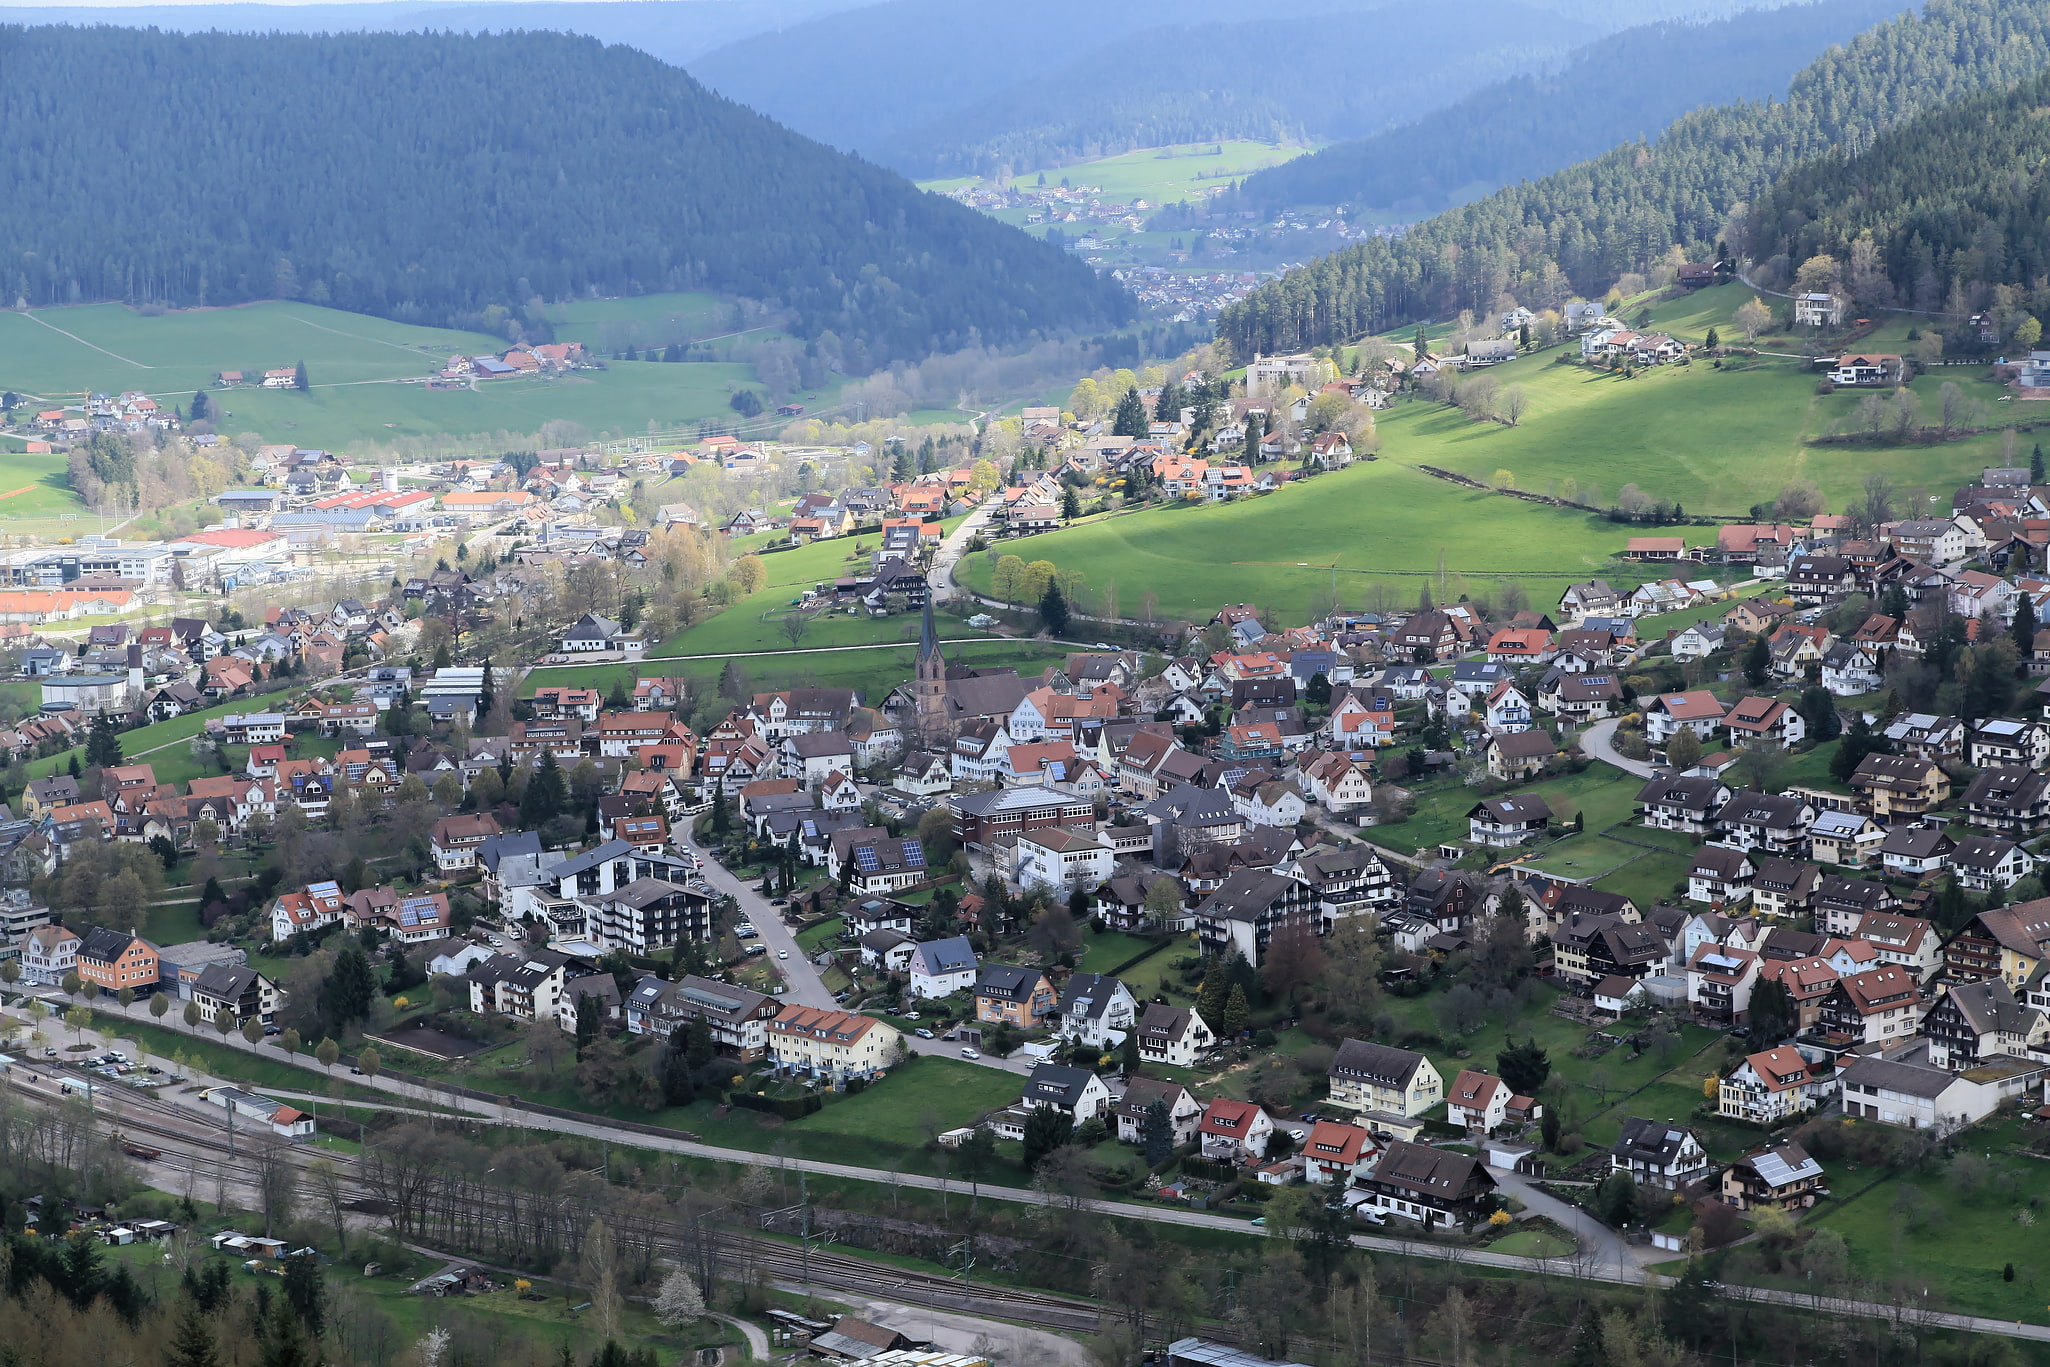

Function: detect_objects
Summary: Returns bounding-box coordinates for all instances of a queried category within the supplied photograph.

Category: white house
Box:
[907,936,979,1000]
[1051,972,1136,1051]
[1134,1003,1217,1068]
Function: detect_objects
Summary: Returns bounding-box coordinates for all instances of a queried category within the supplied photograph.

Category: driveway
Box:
[1487,1165,1654,1273]
[1579,716,1656,778]
[676,834,836,1009]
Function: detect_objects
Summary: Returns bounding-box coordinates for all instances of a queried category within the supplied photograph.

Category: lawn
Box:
[524,640,1070,709]
[1810,1126,2050,1322]
[0,299,805,449]
[1371,764,1642,860]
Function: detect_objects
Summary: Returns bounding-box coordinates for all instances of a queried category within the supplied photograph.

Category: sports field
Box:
[0,300,792,449]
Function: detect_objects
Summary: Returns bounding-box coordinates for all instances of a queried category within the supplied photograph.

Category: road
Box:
[1487,1167,1648,1273]
[674,832,835,1009]
[930,497,1000,604]
[1578,716,1655,778]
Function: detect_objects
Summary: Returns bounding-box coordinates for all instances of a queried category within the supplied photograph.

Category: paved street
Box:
[674,832,836,1009]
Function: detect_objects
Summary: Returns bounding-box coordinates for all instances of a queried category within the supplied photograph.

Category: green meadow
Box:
[0,300,796,449]
[956,455,1643,625]
[921,139,1314,204]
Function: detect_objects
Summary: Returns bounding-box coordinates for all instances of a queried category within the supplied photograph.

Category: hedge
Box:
[729,1090,823,1120]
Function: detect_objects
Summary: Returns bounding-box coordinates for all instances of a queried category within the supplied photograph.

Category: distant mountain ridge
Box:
[687,0,1817,178]
[0,0,870,66]
[1231,0,1907,219]
[0,25,1132,367]
[1218,0,2050,356]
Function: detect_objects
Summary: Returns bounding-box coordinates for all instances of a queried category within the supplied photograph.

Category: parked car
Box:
[915,1028,934,1039]
[959,1048,980,1060]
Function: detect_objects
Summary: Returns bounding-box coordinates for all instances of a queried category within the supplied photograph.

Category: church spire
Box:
[918,592,941,665]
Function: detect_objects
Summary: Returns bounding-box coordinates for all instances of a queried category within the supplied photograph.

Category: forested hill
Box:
[1230,0,1904,219]
[0,26,1131,368]
[1746,65,2050,313]
[688,0,1806,179]
[1217,0,2050,356]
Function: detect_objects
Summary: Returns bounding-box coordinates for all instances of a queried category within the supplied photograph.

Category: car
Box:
[736,927,757,939]
[903,1011,920,1020]
[959,1047,980,1060]
[776,950,789,960]
[1250,1217,1266,1227]
[1093,642,1112,650]
[263,1025,282,1036]
[746,945,767,956]
[915,1028,934,1039]
[349,1067,364,1075]
[1359,1209,1387,1226]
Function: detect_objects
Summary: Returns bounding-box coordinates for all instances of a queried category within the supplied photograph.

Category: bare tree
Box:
[778,612,811,648]
[1501,386,1529,426]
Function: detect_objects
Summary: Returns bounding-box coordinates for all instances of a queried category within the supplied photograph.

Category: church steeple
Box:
[918,592,941,666]
[913,592,949,749]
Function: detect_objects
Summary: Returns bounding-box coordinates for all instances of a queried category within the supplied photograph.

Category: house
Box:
[1114,1076,1203,1147]
[559,612,643,655]
[1820,641,1883,697]
[974,965,1057,1028]
[1019,1062,1112,1123]
[766,1006,900,1083]
[1817,963,1926,1045]
[1445,1070,1519,1134]
[1923,979,2047,1070]
[1644,691,1727,747]
[189,964,280,1025]
[20,924,79,986]
[1721,1143,1828,1213]
[1809,810,1886,868]
[1485,729,1557,783]
[1015,827,1115,895]
[1357,1140,1497,1229]
[1536,671,1622,722]
[1943,901,2050,987]
[623,975,781,1060]
[1883,712,1965,761]
[1327,1040,1443,1135]
[1971,718,2050,770]
[1636,775,1730,835]
[1836,1053,2033,1132]
[1687,846,1753,907]
[1610,1118,1712,1192]
[76,927,159,995]
[1950,834,2034,892]
[1879,824,1955,881]
[1715,792,1812,857]
[1052,972,1136,1050]
[1468,795,1552,847]
[1134,1003,1217,1067]
[429,813,502,873]
[1751,857,1821,920]
[1961,766,2050,835]
[907,937,979,1000]
[1724,696,1804,750]
[1718,1047,1821,1125]
[1198,1097,1274,1163]
[1301,1119,1374,1186]
[1670,622,1727,662]
[1559,581,1622,621]
[1849,753,1950,821]
[1687,942,1760,1026]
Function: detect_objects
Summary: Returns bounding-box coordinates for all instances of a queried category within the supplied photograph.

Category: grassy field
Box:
[1391,282,2033,518]
[0,300,794,449]
[524,638,1070,707]
[956,456,1645,627]
[921,139,1314,204]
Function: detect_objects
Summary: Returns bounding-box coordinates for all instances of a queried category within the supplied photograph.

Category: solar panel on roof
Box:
[902,841,926,868]
[854,847,880,872]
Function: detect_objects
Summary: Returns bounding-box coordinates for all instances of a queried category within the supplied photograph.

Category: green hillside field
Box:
[921,139,1313,204]
[0,300,797,449]
[954,284,2034,625]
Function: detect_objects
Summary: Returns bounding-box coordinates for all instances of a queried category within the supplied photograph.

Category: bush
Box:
[729,1091,822,1120]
